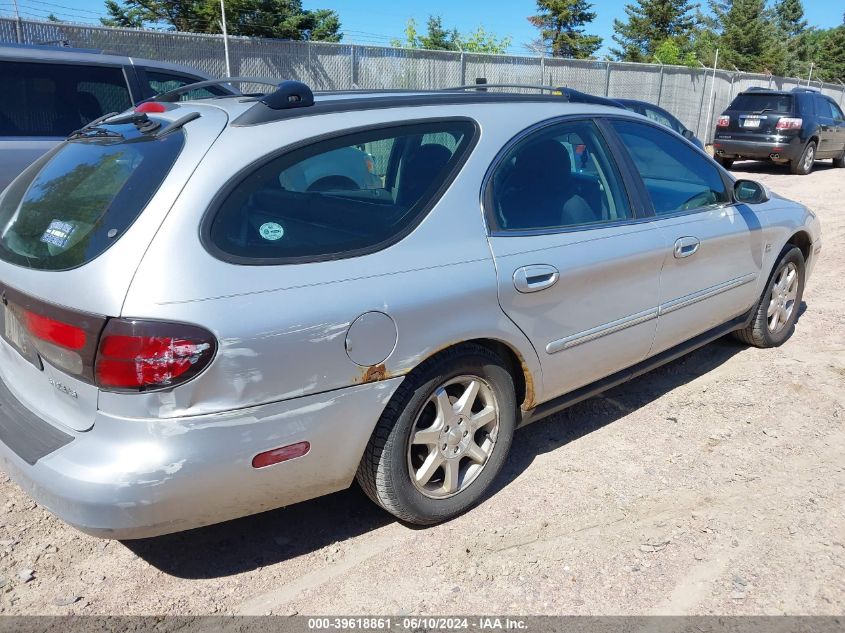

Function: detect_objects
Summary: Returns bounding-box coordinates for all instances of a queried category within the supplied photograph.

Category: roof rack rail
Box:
[791,86,819,93]
[148,77,279,103]
[442,83,562,93]
[442,83,622,107]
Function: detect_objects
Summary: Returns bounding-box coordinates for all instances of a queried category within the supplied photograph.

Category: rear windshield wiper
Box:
[67,127,125,141]
[754,107,773,114]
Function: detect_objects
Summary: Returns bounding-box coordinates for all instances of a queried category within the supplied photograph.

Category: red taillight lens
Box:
[95,319,216,391]
[22,310,86,350]
[775,117,802,130]
[716,115,730,128]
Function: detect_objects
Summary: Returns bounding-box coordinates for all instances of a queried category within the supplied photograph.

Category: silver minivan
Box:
[0,81,821,538]
[0,43,230,190]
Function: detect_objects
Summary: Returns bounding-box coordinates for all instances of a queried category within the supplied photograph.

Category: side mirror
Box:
[682,129,695,140]
[734,179,769,204]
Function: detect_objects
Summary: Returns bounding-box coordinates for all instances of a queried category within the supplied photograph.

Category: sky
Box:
[3,0,844,58]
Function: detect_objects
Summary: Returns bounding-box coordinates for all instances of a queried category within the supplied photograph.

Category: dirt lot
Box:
[0,163,843,616]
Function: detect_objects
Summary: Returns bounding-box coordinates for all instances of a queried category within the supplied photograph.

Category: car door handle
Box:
[674,236,700,258]
[513,265,559,293]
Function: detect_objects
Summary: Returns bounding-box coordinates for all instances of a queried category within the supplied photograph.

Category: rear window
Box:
[0,61,132,137]
[141,69,229,100]
[0,125,184,270]
[729,93,793,113]
[205,120,476,264]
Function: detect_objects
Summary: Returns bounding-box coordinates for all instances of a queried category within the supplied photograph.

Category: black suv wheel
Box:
[790,141,816,175]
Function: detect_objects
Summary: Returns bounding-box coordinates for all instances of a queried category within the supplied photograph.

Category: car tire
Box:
[357,343,517,525]
[733,246,805,348]
[716,156,734,169]
[833,151,845,168]
[790,141,816,175]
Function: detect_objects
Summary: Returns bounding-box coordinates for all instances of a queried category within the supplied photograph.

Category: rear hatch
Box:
[0,104,227,432]
[719,92,795,140]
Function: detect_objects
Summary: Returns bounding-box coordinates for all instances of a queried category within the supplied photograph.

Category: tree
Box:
[391,16,511,54]
[774,0,809,76]
[611,0,698,62]
[718,0,784,73]
[653,37,698,66]
[527,0,602,59]
[101,0,342,41]
[456,26,512,54]
[814,25,845,83]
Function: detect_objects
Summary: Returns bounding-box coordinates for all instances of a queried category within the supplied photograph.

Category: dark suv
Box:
[713,87,845,175]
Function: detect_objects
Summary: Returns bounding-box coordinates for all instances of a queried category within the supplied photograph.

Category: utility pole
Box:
[703,48,719,145]
[220,0,231,77]
[11,0,22,44]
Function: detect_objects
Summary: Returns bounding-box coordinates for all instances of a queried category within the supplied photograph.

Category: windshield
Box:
[729,93,793,113]
[0,129,183,271]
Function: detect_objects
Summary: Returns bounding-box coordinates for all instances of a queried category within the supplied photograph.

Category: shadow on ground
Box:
[728,159,834,175]
[126,304,808,579]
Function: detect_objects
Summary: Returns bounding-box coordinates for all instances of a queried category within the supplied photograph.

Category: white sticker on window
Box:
[40,220,76,248]
[259,222,285,241]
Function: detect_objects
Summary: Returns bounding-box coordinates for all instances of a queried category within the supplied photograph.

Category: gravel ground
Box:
[0,163,843,616]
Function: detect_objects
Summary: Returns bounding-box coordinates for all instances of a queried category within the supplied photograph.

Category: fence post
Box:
[839,81,845,107]
[11,0,23,43]
[540,55,545,85]
[656,62,664,106]
[460,51,466,86]
[350,44,357,88]
[695,68,708,139]
[604,61,611,96]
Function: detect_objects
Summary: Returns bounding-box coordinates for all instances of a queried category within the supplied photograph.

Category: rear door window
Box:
[205,120,477,264]
[0,123,184,270]
[0,61,132,137]
[488,119,631,231]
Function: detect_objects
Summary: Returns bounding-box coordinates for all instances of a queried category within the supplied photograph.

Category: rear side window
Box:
[611,120,729,215]
[141,69,226,100]
[728,93,793,113]
[206,120,476,263]
[0,127,184,270]
[0,61,132,137]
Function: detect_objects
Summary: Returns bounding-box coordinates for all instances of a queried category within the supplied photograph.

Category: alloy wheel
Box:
[406,375,500,499]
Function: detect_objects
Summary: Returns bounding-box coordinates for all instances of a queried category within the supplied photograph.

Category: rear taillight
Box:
[23,311,87,350]
[95,319,216,391]
[716,115,730,128]
[775,117,802,130]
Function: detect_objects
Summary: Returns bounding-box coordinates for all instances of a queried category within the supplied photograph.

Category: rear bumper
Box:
[0,372,401,539]
[713,137,803,161]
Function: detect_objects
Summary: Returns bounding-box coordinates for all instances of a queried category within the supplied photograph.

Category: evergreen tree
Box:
[101,0,342,41]
[815,25,845,83]
[611,0,698,62]
[775,0,809,76]
[527,0,602,59]
[718,0,784,73]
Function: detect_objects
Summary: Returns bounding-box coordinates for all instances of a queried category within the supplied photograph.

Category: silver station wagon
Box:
[0,80,821,538]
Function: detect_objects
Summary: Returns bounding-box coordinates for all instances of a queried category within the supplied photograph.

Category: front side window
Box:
[207,120,476,263]
[488,119,631,232]
[610,120,730,216]
[0,61,131,137]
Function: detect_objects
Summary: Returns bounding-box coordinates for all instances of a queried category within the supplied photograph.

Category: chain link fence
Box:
[3,17,845,142]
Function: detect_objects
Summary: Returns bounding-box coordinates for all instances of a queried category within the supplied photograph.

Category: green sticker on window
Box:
[259,222,284,241]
